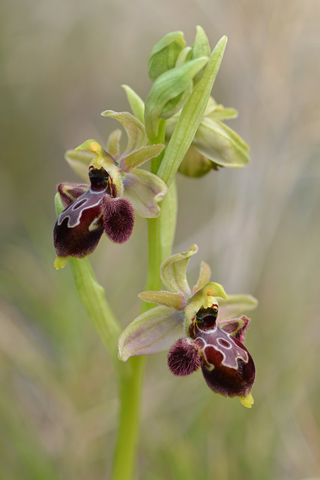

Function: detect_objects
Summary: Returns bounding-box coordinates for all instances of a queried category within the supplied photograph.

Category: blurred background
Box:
[1,0,320,478]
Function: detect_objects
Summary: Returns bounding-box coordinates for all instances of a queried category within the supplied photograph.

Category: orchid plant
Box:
[53,26,256,480]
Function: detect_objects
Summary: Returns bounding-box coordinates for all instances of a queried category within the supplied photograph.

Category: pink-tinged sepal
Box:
[57,183,89,208]
[118,306,185,361]
[102,196,134,243]
[218,315,250,344]
[122,169,167,218]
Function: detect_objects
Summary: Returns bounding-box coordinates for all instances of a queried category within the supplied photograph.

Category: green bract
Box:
[157,36,228,186]
[148,31,186,82]
[145,56,209,139]
[166,96,250,176]
[118,245,257,361]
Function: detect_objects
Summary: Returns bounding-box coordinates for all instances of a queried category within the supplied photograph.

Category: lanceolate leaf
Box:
[157,36,228,186]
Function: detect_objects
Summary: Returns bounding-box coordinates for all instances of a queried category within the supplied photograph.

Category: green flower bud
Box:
[145,56,209,140]
[148,31,186,82]
[177,146,214,177]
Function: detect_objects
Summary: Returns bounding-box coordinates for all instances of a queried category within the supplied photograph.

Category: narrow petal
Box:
[64,150,94,182]
[102,196,134,243]
[122,169,168,218]
[101,111,147,155]
[118,306,184,361]
[107,129,122,160]
[139,291,186,310]
[218,316,250,344]
[204,96,238,119]
[120,144,164,173]
[160,244,198,296]
[207,106,238,120]
[193,261,212,294]
[57,183,89,207]
[122,84,145,124]
[218,294,258,321]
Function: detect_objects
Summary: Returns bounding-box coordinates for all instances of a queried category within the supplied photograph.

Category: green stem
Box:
[68,256,143,480]
[112,180,177,478]
[111,356,145,480]
[144,181,178,297]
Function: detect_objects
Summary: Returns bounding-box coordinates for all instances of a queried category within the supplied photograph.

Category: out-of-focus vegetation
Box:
[1,0,320,478]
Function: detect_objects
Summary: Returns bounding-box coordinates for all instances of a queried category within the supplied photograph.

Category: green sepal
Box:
[148,31,186,82]
[107,129,122,159]
[218,294,258,321]
[145,56,209,140]
[138,290,186,310]
[160,244,198,297]
[120,144,164,172]
[64,149,93,182]
[101,110,147,154]
[118,306,184,361]
[122,85,145,124]
[122,169,168,218]
[193,261,212,293]
[198,96,238,120]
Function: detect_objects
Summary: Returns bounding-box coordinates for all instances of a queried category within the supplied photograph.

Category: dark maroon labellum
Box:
[193,325,255,398]
[167,304,255,399]
[54,166,135,258]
